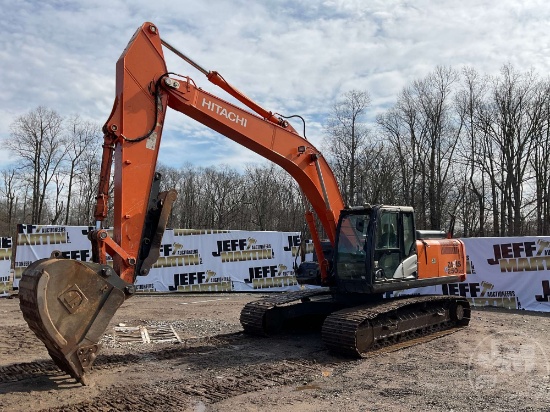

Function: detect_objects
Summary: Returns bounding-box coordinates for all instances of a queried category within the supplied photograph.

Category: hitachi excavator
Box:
[19,22,470,385]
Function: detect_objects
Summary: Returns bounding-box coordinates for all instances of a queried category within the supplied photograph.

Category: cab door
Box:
[373,209,416,281]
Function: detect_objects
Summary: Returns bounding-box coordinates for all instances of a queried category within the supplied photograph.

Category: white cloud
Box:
[1,0,550,172]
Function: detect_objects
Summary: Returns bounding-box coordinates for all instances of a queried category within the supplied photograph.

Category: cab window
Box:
[336,214,369,280]
[376,212,398,249]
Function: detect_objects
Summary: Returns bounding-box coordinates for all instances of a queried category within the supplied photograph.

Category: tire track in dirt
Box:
[38,359,338,411]
[0,325,49,357]
[1,330,342,411]
[0,333,244,384]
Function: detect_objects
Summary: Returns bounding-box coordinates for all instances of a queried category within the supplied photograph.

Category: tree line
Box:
[1,64,549,238]
[326,65,550,237]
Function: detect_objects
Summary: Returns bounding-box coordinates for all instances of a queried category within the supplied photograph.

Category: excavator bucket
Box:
[19,257,128,385]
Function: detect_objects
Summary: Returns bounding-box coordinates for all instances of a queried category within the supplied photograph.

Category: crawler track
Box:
[241,291,470,359]
[240,288,332,335]
[322,295,471,357]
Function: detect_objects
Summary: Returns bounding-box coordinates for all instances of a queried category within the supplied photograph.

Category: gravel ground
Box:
[0,294,549,411]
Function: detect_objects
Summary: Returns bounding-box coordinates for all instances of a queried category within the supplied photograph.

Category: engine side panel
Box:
[416,239,466,280]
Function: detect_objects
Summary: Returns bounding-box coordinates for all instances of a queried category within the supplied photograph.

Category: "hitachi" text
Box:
[202,98,247,127]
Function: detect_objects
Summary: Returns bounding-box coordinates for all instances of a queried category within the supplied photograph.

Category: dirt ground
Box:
[0,293,549,412]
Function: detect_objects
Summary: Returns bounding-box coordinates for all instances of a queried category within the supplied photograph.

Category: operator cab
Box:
[333,205,418,293]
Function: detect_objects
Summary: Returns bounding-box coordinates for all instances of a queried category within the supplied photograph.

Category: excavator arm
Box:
[19,22,344,384]
[95,22,344,284]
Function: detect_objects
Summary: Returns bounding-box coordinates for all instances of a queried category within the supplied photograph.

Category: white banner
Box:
[13,225,98,289]
[13,225,313,293]
[0,237,12,296]
[137,229,314,292]
[15,226,548,311]
[397,237,550,313]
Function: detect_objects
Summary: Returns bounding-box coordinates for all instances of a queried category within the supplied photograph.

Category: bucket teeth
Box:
[19,258,126,384]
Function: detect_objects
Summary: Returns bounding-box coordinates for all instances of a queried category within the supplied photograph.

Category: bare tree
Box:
[241,164,304,232]
[455,67,489,236]
[323,90,371,206]
[531,81,550,235]
[175,165,199,229]
[355,142,400,205]
[3,66,549,237]
[378,67,462,229]
[476,65,543,235]
[6,107,67,223]
[63,116,101,225]
[413,66,463,229]
[50,172,65,224]
[377,98,419,209]
[0,169,20,234]
[243,164,277,231]
[72,144,101,226]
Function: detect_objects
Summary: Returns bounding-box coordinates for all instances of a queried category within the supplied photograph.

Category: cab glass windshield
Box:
[336,214,370,280]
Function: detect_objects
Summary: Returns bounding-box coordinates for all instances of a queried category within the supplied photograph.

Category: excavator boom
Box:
[98,22,343,284]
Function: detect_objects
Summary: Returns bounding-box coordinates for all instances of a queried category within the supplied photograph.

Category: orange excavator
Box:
[19,22,470,385]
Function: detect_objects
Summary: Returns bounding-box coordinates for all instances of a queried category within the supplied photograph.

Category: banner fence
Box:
[0,237,12,297]
[9,226,550,312]
[13,225,314,293]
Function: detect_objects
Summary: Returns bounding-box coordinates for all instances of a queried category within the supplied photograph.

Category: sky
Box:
[1,0,550,172]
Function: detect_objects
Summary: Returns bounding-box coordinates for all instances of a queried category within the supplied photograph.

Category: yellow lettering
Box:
[499,259,518,272]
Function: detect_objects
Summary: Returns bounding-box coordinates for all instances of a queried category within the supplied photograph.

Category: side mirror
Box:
[355,219,364,233]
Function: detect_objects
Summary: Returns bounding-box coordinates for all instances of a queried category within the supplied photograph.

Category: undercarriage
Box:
[240,289,470,357]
